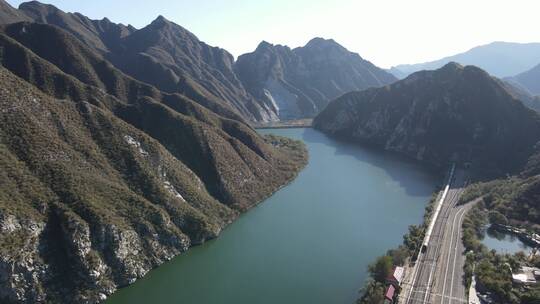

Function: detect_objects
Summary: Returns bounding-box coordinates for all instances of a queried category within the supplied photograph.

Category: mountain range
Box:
[390,42,540,79]
[0,1,311,303]
[0,0,395,122]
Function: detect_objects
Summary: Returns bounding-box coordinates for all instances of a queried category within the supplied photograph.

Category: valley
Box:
[106,128,437,304]
[1,0,540,303]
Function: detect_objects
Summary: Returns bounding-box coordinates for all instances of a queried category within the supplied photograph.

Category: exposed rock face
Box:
[236,38,396,119]
[0,10,308,304]
[314,63,540,175]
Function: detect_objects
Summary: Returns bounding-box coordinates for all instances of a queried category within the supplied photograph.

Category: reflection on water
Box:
[482,226,533,254]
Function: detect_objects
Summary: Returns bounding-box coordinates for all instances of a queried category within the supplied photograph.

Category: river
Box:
[106,128,438,304]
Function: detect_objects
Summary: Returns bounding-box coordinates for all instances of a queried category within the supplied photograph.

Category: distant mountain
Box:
[314,63,540,176]
[508,63,540,95]
[0,18,307,304]
[386,67,407,79]
[235,38,397,119]
[390,42,540,79]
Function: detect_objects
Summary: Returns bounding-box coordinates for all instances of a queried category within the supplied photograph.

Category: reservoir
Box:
[106,128,437,304]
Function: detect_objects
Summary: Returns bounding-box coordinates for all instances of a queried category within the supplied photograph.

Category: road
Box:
[403,168,471,304]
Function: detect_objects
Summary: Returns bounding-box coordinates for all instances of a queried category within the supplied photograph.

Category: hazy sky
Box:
[6,0,540,68]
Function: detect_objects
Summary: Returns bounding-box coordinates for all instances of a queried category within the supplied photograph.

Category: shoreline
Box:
[252,119,313,129]
[105,134,309,303]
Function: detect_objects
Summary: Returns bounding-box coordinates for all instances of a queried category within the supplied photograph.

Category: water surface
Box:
[107,128,437,304]
[482,227,533,254]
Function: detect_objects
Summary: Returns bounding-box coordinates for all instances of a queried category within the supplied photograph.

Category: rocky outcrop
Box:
[314,63,540,176]
[236,38,396,119]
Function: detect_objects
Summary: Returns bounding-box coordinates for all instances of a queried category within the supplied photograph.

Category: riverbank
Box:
[252,119,313,129]
[461,201,540,303]
[491,224,540,249]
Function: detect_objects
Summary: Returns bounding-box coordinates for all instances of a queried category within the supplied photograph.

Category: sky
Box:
[6,0,540,68]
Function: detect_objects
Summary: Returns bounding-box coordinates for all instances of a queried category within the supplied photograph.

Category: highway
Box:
[402,168,471,304]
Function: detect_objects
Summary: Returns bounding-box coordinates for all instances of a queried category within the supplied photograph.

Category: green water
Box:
[106,128,437,304]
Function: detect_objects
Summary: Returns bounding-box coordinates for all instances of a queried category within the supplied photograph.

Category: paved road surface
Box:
[404,169,471,304]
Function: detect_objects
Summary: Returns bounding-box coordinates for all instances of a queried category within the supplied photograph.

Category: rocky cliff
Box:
[0,17,307,304]
[314,63,540,176]
[235,38,396,119]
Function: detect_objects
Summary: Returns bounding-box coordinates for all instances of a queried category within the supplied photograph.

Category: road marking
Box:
[441,205,465,303]
[449,204,468,303]
[423,189,459,304]
[424,187,463,304]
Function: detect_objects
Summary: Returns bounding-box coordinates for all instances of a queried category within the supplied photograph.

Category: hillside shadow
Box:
[301,128,442,197]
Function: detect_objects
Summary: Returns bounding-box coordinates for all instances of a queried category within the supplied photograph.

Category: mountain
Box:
[387,67,407,79]
[508,63,540,95]
[314,63,540,176]
[0,1,277,122]
[390,42,540,79]
[109,15,277,121]
[0,0,30,24]
[2,1,396,122]
[501,80,540,112]
[235,38,397,119]
[0,20,307,304]
[17,0,135,53]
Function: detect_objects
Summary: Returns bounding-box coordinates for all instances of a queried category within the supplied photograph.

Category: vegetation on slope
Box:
[0,16,308,304]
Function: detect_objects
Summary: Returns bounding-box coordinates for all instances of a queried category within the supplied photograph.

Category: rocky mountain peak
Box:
[150,14,172,27]
[18,0,59,17]
[256,40,274,50]
[440,61,464,71]
[305,37,339,47]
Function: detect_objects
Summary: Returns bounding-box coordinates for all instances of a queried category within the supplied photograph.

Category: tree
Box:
[489,211,508,226]
[369,255,393,282]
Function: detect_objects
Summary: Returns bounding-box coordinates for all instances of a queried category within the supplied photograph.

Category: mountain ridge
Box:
[507,63,540,95]
[391,41,540,79]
